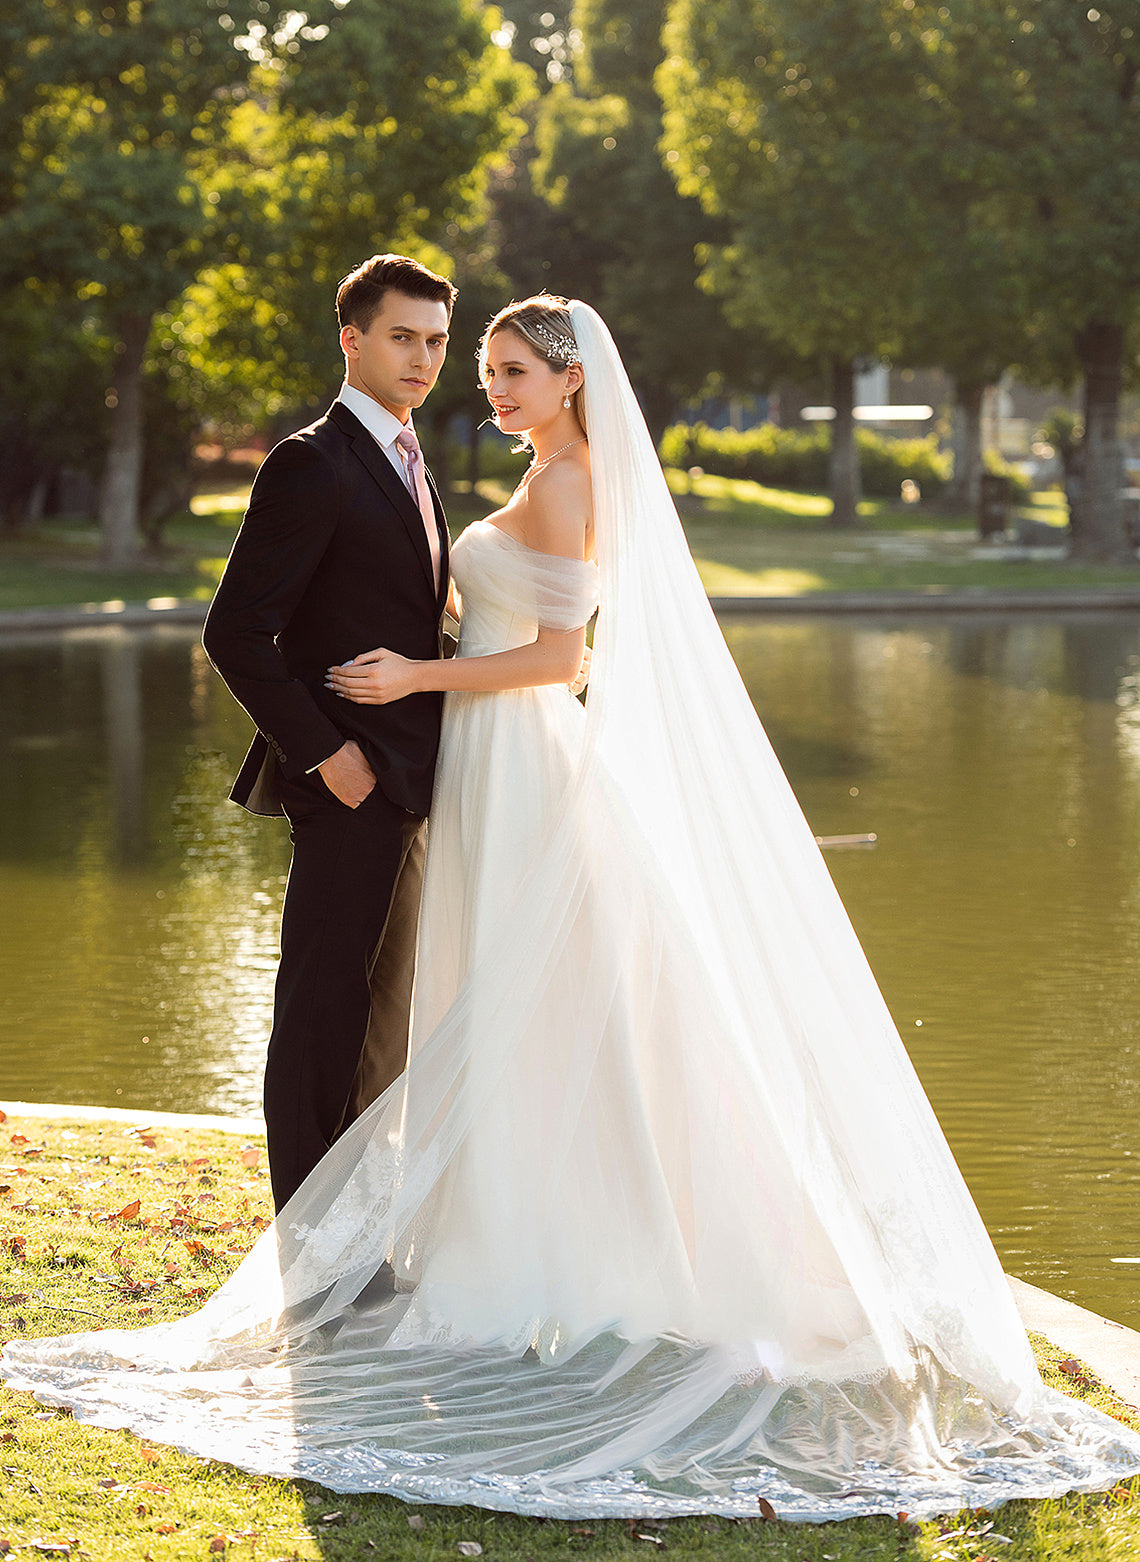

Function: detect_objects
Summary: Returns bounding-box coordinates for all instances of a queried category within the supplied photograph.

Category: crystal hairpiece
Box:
[531,319,581,366]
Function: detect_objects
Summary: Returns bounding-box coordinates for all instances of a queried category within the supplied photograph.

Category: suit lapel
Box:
[425,467,450,613]
[329,401,438,596]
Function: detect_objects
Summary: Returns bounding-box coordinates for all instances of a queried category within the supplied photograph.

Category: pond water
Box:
[2,615,1140,1327]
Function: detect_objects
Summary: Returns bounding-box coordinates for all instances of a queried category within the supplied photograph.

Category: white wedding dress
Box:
[5,304,1140,1520]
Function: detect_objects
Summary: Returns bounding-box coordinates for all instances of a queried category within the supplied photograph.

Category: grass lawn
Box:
[2,478,1137,616]
[3,1113,1140,1560]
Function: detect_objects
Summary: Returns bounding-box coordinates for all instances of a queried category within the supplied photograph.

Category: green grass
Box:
[3,1113,1140,1560]
[1,476,1136,616]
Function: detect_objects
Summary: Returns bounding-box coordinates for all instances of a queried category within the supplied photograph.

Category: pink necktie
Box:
[396,426,442,592]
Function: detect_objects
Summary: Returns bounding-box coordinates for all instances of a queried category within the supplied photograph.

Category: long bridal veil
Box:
[3,301,1140,1518]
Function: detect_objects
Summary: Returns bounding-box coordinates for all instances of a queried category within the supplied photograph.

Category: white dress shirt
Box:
[336,383,418,494]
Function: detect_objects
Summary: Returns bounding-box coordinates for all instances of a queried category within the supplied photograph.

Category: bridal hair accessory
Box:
[531,319,581,367]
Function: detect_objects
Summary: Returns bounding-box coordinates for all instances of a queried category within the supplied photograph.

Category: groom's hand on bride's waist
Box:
[316,739,377,808]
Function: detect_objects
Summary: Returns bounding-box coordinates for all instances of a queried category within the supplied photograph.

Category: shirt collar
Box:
[337,383,413,452]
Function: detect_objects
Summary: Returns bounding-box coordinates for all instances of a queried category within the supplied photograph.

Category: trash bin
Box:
[978,473,1011,538]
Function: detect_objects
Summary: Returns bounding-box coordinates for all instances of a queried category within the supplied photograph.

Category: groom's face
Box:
[341,290,450,422]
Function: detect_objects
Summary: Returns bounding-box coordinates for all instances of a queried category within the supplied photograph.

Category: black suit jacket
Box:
[202,401,450,818]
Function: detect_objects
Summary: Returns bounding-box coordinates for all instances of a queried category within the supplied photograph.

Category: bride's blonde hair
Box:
[479,295,587,435]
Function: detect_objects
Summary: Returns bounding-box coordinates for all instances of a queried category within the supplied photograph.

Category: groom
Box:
[203,254,455,1211]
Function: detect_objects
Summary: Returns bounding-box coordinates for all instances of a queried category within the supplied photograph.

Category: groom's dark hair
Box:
[337,254,457,334]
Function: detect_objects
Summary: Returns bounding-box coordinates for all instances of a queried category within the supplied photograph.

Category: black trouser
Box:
[265,772,426,1211]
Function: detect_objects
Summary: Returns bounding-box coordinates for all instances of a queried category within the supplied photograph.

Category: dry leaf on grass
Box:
[457,1545,483,1558]
[406,1514,426,1531]
[757,1497,778,1521]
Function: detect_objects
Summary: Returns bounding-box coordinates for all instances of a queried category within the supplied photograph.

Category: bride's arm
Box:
[329,464,591,705]
[328,622,586,704]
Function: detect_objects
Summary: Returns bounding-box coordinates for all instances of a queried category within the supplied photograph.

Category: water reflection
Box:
[725,613,1140,1326]
[0,627,290,1119]
[1,616,1140,1326]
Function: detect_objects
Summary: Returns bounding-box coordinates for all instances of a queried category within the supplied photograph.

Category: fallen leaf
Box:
[134,1482,171,1495]
[207,1539,228,1554]
[97,1479,124,1490]
[0,1434,15,1447]
[635,1535,665,1549]
[0,1295,28,1308]
[9,1135,27,1146]
[0,1109,6,1123]
[406,1514,426,1531]
[135,1505,149,1519]
[320,1511,344,1524]
[155,1523,178,1534]
[239,1147,261,1168]
[457,1546,483,1558]
[757,1497,778,1522]
[114,1200,141,1221]
[138,1444,161,1464]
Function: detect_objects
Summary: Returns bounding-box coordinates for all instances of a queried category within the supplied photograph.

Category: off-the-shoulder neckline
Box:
[472,518,598,568]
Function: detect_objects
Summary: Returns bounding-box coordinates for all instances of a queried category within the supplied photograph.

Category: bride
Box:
[4,297,1140,1520]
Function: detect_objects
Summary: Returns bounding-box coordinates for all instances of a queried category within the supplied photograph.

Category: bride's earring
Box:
[563,392,572,409]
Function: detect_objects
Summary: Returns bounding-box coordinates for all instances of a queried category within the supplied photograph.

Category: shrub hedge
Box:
[659,421,953,499]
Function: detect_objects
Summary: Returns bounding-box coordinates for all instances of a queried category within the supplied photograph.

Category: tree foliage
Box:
[512,0,757,439]
[0,0,528,562]
[660,0,1140,550]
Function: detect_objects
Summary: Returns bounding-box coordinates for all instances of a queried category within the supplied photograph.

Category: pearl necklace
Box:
[527,437,587,476]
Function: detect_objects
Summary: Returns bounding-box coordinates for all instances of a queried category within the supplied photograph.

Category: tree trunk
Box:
[942,380,986,512]
[1070,320,1133,563]
[98,311,151,569]
[828,356,861,527]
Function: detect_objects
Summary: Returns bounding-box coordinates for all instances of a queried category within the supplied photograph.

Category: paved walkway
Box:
[3,581,1140,637]
[0,598,209,634]
[5,1097,1140,1411]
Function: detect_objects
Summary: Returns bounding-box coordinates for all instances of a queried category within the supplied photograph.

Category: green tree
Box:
[662,0,1140,552]
[1,0,527,566]
[927,1,1140,560]
[523,0,759,441]
[660,0,924,524]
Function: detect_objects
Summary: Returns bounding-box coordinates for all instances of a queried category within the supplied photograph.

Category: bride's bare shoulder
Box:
[522,456,593,560]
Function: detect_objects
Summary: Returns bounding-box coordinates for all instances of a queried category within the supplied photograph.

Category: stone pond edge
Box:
[4,586,1140,638]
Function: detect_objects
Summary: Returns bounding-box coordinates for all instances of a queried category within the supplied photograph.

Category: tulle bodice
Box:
[451,521,598,655]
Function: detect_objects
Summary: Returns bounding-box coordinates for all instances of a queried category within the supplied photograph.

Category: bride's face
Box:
[481,329,575,437]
